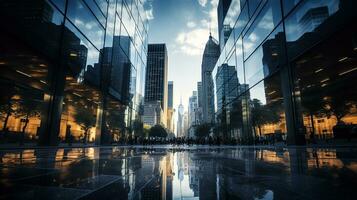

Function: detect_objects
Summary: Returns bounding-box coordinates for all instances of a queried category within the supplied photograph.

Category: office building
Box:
[0,0,149,145]
[213,0,357,144]
[167,81,174,132]
[144,44,168,126]
[201,34,220,124]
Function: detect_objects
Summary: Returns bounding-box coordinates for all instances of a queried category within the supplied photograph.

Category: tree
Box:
[195,123,211,138]
[324,96,355,125]
[251,99,280,137]
[106,109,126,141]
[74,107,96,144]
[14,92,42,144]
[300,87,327,139]
[0,84,17,132]
[149,124,168,138]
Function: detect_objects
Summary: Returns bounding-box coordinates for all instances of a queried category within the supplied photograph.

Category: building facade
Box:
[144,44,168,127]
[213,0,357,144]
[201,35,220,124]
[177,100,185,137]
[167,81,174,132]
[0,0,149,145]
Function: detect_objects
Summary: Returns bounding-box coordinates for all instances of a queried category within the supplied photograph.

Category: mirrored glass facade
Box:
[213,0,357,144]
[0,0,149,145]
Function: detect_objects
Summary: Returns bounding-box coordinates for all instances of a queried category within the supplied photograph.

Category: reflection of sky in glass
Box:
[285,0,340,42]
[250,81,267,105]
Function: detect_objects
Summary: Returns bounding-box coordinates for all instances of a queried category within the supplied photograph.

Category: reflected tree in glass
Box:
[0,85,17,132]
[74,107,96,144]
[14,91,42,144]
[251,99,280,137]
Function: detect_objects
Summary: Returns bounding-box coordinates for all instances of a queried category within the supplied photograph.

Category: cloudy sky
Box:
[146,0,219,113]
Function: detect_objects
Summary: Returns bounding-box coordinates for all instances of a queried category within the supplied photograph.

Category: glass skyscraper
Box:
[213,0,357,145]
[0,0,149,145]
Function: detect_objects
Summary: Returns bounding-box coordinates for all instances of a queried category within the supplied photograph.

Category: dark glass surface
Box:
[247,73,287,142]
[1,146,357,199]
[243,0,282,58]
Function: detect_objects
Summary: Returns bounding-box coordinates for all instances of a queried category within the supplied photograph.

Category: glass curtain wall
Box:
[213,0,357,144]
[0,0,148,146]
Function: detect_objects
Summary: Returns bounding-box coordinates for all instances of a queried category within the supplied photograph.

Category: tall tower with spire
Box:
[177,96,185,137]
[201,34,220,124]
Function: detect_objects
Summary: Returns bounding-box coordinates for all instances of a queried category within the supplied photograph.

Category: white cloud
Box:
[198,0,208,7]
[187,21,196,28]
[143,0,154,20]
[175,28,209,56]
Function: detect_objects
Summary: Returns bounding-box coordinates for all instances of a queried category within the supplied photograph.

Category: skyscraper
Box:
[201,34,220,124]
[144,44,168,126]
[177,98,185,137]
[167,81,174,132]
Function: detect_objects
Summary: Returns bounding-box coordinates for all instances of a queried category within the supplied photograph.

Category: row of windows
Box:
[0,0,149,145]
[213,0,357,143]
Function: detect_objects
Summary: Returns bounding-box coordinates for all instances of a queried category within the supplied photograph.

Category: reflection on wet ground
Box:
[0,146,356,199]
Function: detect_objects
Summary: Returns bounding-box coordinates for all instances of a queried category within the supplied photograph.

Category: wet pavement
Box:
[0,145,356,200]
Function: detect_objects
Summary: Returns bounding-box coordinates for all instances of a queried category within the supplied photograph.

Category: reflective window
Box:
[243,0,282,58]
[0,0,63,144]
[248,0,262,17]
[285,0,342,62]
[291,17,357,141]
[244,25,284,87]
[83,0,107,26]
[59,21,102,144]
[248,73,287,142]
[235,37,245,89]
[233,3,249,42]
[67,0,105,50]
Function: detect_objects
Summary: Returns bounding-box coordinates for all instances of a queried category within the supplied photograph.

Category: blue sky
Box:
[146,0,219,112]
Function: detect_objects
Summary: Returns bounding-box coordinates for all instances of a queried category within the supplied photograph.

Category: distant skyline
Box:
[147,0,219,112]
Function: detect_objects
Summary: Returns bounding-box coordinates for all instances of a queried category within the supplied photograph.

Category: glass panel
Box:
[292,19,357,142]
[67,0,105,50]
[285,0,341,59]
[59,21,102,144]
[244,25,284,88]
[235,37,245,91]
[248,0,262,17]
[233,3,249,41]
[83,0,107,26]
[0,0,63,144]
[243,0,282,58]
[247,74,287,143]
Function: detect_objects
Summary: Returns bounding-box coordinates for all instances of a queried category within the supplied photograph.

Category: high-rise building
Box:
[201,34,220,124]
[167,81,174,132]
[188,91,198,127]
[213,0,357,145]
[0,0,149,145]
[215,64,239,111]
[177,99,185,137]
[144,44,168,126]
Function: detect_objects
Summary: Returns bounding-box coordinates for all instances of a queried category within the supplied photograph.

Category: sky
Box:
[145,0,219,113]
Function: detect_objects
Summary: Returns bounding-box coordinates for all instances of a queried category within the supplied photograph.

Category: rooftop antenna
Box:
[209,22,212,38]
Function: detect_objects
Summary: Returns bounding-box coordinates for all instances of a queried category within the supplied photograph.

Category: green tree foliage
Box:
[149,124,168,138]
